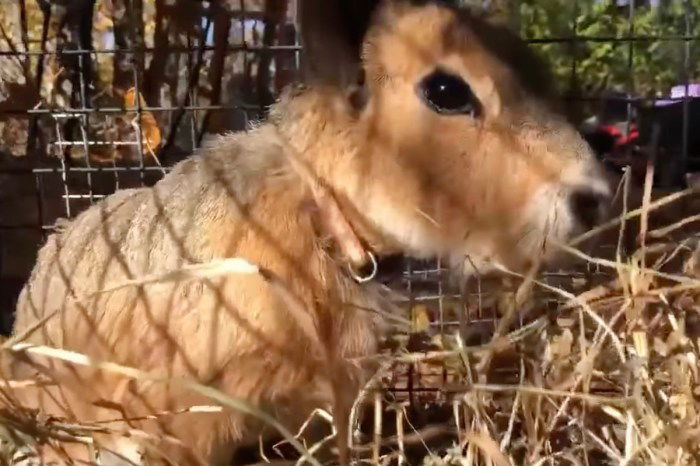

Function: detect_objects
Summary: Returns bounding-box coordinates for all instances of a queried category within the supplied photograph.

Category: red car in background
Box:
[582,85,700,188]
[580,91,646,179]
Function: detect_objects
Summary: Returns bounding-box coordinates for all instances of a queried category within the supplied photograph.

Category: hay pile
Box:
[0,185,699,466]
[360,184,700,465]
[366,242,700,465]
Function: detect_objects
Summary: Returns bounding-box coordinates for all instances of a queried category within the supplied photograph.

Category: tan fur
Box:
[5,2,611,464]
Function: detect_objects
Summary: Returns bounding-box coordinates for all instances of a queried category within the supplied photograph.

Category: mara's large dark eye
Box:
[418,68,481,116]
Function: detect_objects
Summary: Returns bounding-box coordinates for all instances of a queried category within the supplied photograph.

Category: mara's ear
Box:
[299,0,382,90]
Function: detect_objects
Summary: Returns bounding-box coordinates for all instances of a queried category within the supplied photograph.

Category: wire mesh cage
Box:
[1,0,700,464]
[0,0,303,332]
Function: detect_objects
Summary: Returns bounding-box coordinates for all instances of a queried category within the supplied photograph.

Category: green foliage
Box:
[516,0,700,99]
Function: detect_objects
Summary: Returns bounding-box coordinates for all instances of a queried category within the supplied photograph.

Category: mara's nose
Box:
[570,188,610,231]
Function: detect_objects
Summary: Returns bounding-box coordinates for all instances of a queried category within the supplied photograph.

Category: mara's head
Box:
[286,0,612,275]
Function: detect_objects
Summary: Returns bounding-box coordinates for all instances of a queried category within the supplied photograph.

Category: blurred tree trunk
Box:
[197,3,231,140]
[18,0,30,76]
[144,0,168,106]
[143,1,199,107]
[70,0,97,108]
[52,0,96,164]
[26,0,51,159]
[153,1,203,161]
[113,0,144,99]
[257,0,288,108]
[274,22,298,93]
[272,0,299,94]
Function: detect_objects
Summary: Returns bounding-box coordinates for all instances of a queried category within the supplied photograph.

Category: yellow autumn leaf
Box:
[410,304,432,334]
[124,87,162,154]
[124,87,147,111]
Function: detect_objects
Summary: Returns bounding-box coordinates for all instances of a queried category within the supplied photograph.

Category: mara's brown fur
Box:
[5,1,612,464]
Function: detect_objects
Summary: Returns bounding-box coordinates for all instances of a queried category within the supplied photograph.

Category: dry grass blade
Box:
[470,383,631,406]
[0,378,55,389]
[3,310,60,348]
[2,258,263,348]
[94,405,225,425]
[569,186,700,247]
[92,258,261,295]
[639,125,659,265]
[648,213,700,238]
[462,430,512,466]
[553,241,699,285]
[476,259,539,375]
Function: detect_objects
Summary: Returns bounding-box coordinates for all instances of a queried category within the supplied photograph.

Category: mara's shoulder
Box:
[168,124,288,182]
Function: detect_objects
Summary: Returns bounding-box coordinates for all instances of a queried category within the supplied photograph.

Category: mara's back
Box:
[7,93,384,462]
[8,123,345,461]
[14,124,294,356]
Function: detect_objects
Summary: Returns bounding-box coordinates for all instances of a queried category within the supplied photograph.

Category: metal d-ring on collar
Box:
[348,250,378,284]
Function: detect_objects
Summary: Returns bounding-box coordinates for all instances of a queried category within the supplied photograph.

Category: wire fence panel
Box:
[0,0,303,333]
[0,0,699,464]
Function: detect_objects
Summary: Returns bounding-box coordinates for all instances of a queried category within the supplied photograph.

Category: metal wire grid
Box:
[0,0,304,331]
[0,0,694,401]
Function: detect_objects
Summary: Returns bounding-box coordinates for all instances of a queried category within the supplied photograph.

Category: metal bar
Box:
[7,95,699,117]
[52,141,145,146]
[680,0,693,185]
[129,0,148,185]
[77,48,96,204]
[0,45,303,57]
[0,166,172,175]
[5,35,700,60]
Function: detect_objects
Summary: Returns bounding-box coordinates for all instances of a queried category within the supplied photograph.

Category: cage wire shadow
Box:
[0,0,698,463]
